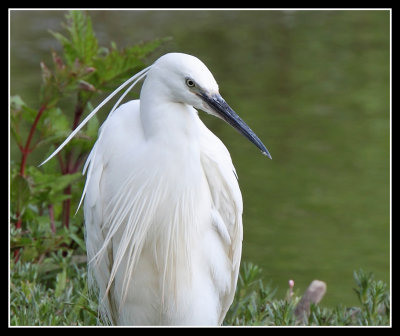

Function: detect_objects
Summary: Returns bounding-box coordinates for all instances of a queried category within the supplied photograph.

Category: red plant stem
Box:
[62,185,71,229]
[15,104,47,230]
[19,104,47,177]
[71,152,85,171]
[72,100,84,130]
[48,204,56,234]
[61,96,86,229]
[57,152,66,174]
[15,213,22,229]
[61,143,73,229]
[13,249,20,262]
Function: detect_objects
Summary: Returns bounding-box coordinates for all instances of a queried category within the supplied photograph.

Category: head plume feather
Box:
[39,65,152,167]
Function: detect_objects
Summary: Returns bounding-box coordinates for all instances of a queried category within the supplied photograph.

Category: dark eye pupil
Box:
[187,79,194,87]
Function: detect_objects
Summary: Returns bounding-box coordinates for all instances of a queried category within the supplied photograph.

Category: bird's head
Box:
[145,53,271,158]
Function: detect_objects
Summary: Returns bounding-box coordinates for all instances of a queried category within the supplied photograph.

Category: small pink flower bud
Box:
[288,280,295,298]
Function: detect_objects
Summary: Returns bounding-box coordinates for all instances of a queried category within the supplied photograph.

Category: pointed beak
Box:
[199,93,272,159]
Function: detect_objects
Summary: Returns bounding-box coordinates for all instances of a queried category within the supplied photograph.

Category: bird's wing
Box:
[83,136,117,324]
[83,100,145,324]
[197,118,244,325]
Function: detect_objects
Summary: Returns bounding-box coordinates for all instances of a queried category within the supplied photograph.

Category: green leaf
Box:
[11,95,38,124]
[46,107,70,136]
[69,232,86,251]
[50,173,83,194]
[85,112,99,139]
[20,246,39,262]
[55,268,67,297]
[51,11,99,66]
[11,174,32,215]
[93,38,166,86]
[25,166,82,206]
[10,94,25,109]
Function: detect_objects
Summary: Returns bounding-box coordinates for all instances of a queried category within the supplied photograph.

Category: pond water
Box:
[10,9,390,307]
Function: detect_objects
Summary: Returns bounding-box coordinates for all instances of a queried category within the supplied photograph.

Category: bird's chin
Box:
[201,107,222,119]
[196,101,223,119]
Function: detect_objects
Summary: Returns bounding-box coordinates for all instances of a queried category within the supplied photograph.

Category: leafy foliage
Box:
[223,263,390,326]
[10,10,163,261]
[10,259,390,326]
[10,10,165,325]
[10,252,98,326]
[352,269,390,325]
[50,11,99,67]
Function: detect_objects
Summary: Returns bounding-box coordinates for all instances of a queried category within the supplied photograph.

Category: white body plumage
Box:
[84,96,243,325]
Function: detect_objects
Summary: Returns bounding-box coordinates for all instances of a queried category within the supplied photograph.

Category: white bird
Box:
[42,52,271,326]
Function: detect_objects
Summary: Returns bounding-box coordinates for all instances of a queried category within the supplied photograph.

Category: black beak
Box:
[200,93,272,159]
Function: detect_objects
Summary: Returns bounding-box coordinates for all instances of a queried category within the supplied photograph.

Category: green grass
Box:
[10,252,98,326]
[224,263,390,326]
[10,256,390,326]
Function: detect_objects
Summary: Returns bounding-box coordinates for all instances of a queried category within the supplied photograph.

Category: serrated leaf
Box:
[93,38,165,86]
[48,192,73,205]
[11,236,33,249]
[69,232,86,251]
[10,95,26,111]
[85,112,99,139]
[55,268,67,297]
[10,95,37,124]
[29,166,81,193]
[10,122,22,146]
[25,166,82,207]
[48,108,70,135]
[11,174,32,215]
[56,11,99,66]
[20,246,39,262]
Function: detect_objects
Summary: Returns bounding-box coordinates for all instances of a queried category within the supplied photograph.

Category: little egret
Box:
[42,52,271,326]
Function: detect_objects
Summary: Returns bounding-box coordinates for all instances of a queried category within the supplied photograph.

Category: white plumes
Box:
[84,122,210,323]
[40,65,151,168]
[98,176,202,323]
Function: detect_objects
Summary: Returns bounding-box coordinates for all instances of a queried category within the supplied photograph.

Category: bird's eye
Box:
[186,78,195,88]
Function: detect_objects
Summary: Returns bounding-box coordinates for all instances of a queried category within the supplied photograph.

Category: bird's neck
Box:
[140,91,201,152]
